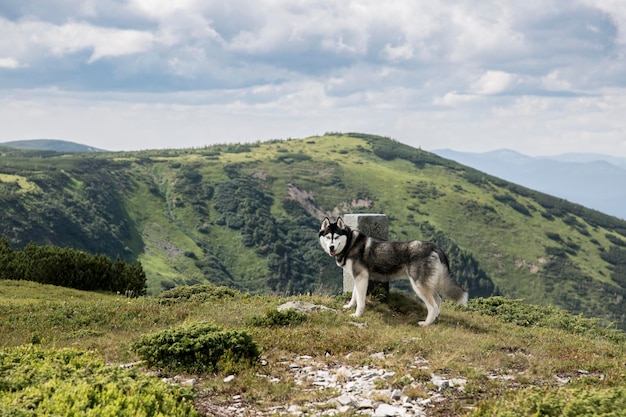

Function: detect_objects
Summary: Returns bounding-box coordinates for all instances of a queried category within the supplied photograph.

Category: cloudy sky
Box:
[1,0,626,156]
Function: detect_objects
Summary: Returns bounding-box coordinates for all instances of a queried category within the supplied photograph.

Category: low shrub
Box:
[156,283,240,304]
[461,297,625,343]
[473,386,626,416]
[131,321,259,374]
[0,345,198,416]
[248,309,308,327]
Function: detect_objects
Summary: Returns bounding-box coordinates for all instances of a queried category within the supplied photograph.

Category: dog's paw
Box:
[350,312,363,318]
[418,321,429,327]
[343,303,354,310]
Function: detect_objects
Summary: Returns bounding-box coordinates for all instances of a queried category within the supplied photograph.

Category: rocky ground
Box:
[194,351,468,417]
[192,301,470,417]
[155,301,606,416]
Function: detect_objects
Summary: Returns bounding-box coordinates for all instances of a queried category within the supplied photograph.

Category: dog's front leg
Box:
[343,288,357,310]
[342,261,357,310]
[351,274,369,317]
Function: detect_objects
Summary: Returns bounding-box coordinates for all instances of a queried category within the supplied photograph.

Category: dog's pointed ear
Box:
[320,217,330,231]
[336,217,345,229]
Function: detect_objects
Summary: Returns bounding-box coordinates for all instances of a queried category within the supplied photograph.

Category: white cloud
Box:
[0,57,22,69]
[381,43,414,62]
[541,70,572,91]
[43,22,155,62]
[470,70,519,95]
[447,4,525,62]
[0,18,155,64]
[582,0,626,44]
[129,0,201,19]
[1,1,626,157]
[433,91,479,106]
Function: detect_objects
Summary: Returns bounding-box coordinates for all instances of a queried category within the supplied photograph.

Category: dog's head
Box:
[319,217,349,257]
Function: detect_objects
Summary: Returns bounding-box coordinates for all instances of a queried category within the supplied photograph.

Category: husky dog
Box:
[319,217,468,326]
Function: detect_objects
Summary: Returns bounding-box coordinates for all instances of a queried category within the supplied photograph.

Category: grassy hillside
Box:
[1,280,625,416]
[1,134,626,327]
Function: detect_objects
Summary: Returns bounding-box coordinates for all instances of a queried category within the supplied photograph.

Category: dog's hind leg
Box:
[409,278,441,326]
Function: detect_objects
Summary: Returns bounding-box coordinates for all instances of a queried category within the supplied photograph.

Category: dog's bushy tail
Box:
[441,278,469,305]
[435,248,469,305]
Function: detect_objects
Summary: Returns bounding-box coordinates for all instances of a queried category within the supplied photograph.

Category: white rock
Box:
[336,394,354,406]
[357,399,375,409]
[431,374,467,391]
[277,301,336,314]
[345,381,358,392]
[391,389,402,400]
[181,378,196,386]
[119,361,141,369]
[556,376,570,386]
[430,374,448,389]
[374,403,404,416]
[223,374,235,383]
[418,398,432,406]
[450,378,467,389]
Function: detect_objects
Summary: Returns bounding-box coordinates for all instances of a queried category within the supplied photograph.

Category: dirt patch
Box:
[286,184,373,220]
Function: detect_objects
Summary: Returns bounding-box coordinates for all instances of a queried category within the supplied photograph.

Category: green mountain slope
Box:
[1,134,625,327]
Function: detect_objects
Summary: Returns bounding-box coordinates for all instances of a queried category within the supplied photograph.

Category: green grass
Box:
[0,173,42,193]
[1,280,625,415]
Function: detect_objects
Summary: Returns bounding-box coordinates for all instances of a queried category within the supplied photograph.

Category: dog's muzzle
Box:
[329,246,336,256]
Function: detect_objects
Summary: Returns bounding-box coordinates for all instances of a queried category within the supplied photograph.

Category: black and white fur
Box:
[319,217,468,326]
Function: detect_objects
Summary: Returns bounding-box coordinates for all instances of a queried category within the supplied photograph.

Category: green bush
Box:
[248,309,308,327]
[156,283,240,304]
[473,386,626,417]
[131,321,259,374]
[493,193,532,216]
[462,297,625,343]
[275,152,312,164]
[0,345,198,416]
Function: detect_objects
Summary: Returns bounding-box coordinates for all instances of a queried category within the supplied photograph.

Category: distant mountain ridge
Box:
[544,152,626,169]
[433,149,626,220]
[0,139,106,153]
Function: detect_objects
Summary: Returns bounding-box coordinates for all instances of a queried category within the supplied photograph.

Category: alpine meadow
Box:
[2,133,626,416]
